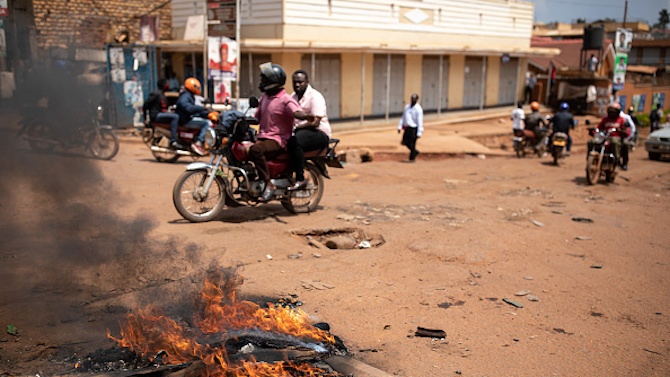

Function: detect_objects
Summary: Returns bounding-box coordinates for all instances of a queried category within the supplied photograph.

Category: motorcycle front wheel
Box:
[515,141,526,158]
[281,163,324,214]
[89,129,119,160]
[173,170,227,222]
[586,154,600,185]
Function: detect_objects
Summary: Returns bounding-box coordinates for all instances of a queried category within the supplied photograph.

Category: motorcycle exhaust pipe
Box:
[150,145,194,156]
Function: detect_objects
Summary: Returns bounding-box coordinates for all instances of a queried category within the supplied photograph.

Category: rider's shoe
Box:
[191,142,206,156]
[170,140,185,150]
[261,185,275,202]
[287,180,307,191]
[622,164,628,171]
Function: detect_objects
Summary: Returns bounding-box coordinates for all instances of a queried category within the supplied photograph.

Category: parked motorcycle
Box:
[585,126,620,185]
[18,105,119,160]
[172,97,344,222]
[513,127,548,158]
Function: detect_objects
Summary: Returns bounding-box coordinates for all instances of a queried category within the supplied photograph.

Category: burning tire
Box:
[281,163,324,213]
[173,170,226,222]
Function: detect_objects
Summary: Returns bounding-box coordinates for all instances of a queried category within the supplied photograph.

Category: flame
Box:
[108,268,335,376]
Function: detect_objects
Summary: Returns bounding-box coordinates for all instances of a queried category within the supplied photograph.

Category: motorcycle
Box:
[585,126,620,185]
[139,108,213,163]
[549,132,568,166]
[513,127,548,158]
[172,96,344,222]
[18,104,119,160]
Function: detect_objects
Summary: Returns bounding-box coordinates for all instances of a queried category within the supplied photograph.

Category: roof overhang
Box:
[148,39,559,58]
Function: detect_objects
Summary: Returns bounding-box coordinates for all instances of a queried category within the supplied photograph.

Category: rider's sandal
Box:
[287,180,307,191]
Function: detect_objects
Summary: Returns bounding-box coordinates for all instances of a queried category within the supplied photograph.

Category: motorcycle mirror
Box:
[248,96,259,108]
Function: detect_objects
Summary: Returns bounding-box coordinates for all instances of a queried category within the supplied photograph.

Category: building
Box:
[2,0,557,128]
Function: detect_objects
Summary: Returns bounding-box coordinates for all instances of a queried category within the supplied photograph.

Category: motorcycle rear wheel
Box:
[586,154,600,185]
[552,150,559,166]
[151,136,180,163]
[281,163,324,214]
[89,129,119,160]
[26,122,55,152]
[173,170,226,222]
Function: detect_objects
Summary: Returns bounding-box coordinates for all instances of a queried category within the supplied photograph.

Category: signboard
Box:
[615,28,632,53]
[613,52,627,91]
[0,0,8,17]
[207,0,236,38]
[208,36,237,80]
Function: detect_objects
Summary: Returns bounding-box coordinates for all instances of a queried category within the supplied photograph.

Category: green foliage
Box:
[636,113,650,127]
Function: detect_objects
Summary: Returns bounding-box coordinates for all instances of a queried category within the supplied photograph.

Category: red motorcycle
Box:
[139,111,216,163]
[585,126,621,185]
[172,97,343,222]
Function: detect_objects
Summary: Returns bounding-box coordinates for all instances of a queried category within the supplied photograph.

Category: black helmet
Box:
[258,62,286,92]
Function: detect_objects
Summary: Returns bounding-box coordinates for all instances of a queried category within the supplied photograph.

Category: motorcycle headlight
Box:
[204,128,216,149]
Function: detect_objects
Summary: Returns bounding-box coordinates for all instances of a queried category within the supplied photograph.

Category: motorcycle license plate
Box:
[553,140,566,147]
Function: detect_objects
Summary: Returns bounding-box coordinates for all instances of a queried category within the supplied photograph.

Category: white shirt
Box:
[620,111,636,141]
[511,108,525,130]
[398,103,424,137]
[292,84,331,138]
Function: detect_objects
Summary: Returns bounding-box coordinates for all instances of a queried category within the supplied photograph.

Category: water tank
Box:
[583,26,604,50]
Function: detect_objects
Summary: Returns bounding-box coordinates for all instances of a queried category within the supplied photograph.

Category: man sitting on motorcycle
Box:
[142,78,181,149]
[589,102,630,167]
[175,78,214,156]
[524,101,548,151]
[548,102,576,156]
[251,63,314,202]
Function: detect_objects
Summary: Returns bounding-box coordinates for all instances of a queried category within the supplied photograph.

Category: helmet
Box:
[608,101,621,111]
[559,102,569,111]
[207,111,219,123]
[258,62,286,92]
[184,77,202,96]
[607,102,621,119]
[530,101,540,111]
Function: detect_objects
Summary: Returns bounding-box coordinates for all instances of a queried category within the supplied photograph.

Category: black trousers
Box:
[402,126,419,160]
[289,128,329,181]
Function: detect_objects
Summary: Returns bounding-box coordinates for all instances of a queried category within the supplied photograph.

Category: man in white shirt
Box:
[288,70,331,190]
[398,93,423,162]
[511,101,525,131]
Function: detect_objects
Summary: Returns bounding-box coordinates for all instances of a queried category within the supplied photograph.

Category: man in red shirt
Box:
[590,102,630,168]
[250,63,313,201]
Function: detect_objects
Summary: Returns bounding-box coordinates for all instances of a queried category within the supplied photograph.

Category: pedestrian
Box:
[650,104,662,133]
[397,93,423,162]
[288,69,331,190]
[588,54,598,72]
[524,72,536,103]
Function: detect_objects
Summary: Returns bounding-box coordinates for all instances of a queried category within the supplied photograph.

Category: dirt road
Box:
[1,121,669,376]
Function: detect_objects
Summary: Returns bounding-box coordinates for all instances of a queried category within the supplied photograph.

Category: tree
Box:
[656,9,669,31]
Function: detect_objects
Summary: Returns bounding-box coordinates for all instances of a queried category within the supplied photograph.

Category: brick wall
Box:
[32,0,172,52]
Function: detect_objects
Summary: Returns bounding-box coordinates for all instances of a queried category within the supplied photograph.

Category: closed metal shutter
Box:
[300,54,341,119]
[463,57,484,109]
[498,57,518,106]
[372,54,405,117]
[421,56,449,112]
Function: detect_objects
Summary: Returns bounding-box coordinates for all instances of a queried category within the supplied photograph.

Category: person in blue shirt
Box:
[175,78,211,156]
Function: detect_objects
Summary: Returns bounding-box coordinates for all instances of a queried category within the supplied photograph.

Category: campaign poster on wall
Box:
[632,94,646,113]
[208,36,237,80]
[615,28,633,53]
[613,52,628,91]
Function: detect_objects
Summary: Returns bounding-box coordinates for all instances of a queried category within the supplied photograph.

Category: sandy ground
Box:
[1,115,669,377]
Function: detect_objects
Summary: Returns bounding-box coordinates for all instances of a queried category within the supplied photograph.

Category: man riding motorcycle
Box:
[589,102,629,167]
[175,78,215,156]
[251,63,314,201]
[548,102,575,156]
[524,101,548,151]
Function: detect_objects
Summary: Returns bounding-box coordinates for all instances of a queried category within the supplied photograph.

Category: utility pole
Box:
[623,0,628,28]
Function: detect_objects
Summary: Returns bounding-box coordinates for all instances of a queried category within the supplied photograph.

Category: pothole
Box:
[291,227,385,250]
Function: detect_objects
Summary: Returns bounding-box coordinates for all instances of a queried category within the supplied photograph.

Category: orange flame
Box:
[108,268,335,376]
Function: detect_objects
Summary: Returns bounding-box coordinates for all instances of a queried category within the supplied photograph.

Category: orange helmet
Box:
[207,111,219,123]
[184,77,202,95]
[530,101,540,111]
